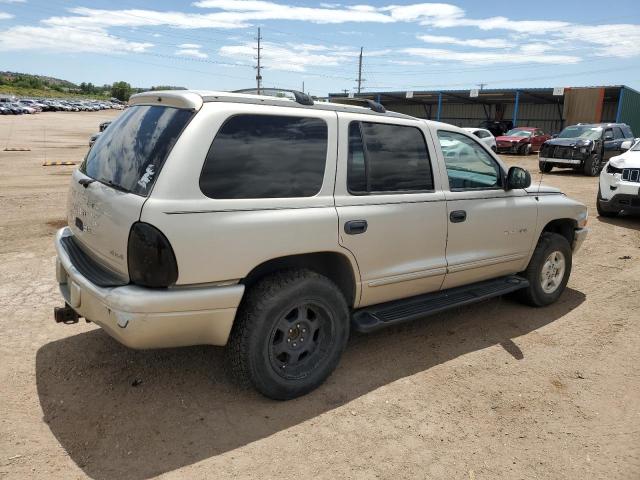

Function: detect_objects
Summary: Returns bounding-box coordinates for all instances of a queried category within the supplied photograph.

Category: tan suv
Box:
[54,89,588,399]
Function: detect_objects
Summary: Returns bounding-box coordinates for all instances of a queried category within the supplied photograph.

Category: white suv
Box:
[597,138,640,216]
[54,89,588,399]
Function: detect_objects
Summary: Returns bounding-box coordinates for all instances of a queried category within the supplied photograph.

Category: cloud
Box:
[417,34,508,48]
[403,46,580,65]
[0,25,153,53]
[176,43,208,58]
[0,11,13,19]
[0,0,26,3]
[219,41,357,72]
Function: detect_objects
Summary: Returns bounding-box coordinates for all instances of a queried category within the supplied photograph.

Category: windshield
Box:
[558,126,602,140]
[81,105,193,196]
[631,140,640,151]
[505,129,532,137]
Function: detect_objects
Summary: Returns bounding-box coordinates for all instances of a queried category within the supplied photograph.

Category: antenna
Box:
[356,47,365,94]
[254,27,263,94]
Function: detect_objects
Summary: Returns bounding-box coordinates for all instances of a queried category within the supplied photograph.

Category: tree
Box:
[111,81,132,101]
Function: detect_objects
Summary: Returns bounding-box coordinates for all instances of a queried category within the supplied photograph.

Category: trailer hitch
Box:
[54,304,81,324]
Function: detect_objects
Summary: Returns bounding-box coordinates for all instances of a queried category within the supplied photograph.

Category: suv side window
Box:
[437,130,502,190]
[535,129,544,136]
[604,128,614,140]
[348,121,433,194]
[613,127,624,139]
[200,114,328,199]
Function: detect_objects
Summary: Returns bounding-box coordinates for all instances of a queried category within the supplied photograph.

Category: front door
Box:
[434,129,538,289]
[334,114,448,307]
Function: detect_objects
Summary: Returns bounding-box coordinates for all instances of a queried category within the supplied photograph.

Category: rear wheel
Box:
[226,269,350,400]
[517,233,572,307]
[583,154,601,176]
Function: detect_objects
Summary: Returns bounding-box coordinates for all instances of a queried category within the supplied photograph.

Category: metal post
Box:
[376,94,381,104]
[255,27,263,94]
[513,90,520,127]
[615,87,625,123]
[436,92,442,122]
[357,47,363,94]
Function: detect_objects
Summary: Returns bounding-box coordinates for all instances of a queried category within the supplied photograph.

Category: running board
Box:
[352,275,529,333]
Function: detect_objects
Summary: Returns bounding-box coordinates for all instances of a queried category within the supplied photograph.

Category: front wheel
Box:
[519,144,531,155]
[517,232,572,307]
[583,154,601,176]
[226,269,350,400]
[539,161,553,173]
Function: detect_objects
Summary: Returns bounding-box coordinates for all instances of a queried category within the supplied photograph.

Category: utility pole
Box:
[302,80,305,94]
[255,27,263,94]
[477,82,487,91]
[356,47,364,94]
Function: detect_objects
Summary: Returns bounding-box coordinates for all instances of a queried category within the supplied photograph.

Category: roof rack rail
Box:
[232,88,314,106]
[334,97,386,114]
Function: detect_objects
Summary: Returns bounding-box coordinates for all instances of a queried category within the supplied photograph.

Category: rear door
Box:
[334,114,448,307]
[68,104,194,279]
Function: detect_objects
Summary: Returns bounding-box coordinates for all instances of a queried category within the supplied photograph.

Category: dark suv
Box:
[538,123,635,176]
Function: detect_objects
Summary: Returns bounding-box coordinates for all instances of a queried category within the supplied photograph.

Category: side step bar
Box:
[352,275,529,333]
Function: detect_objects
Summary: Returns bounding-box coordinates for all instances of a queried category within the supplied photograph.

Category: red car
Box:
[495,127,551,155]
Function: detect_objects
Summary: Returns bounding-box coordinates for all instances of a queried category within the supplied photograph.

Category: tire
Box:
[539,161,553,173]
[226,269,350,400]
[596,186,618,217]
[583,154,601,176]
[517,232,572,307]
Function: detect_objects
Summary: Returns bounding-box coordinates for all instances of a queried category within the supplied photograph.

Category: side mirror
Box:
[621,140,632,151]
[506,166,531,190]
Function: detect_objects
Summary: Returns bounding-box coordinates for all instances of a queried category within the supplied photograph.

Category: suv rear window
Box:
[200,114,328,199]
[348,121,433,194]
[81,105,193,196]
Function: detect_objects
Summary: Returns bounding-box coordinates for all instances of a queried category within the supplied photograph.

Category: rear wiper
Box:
[103,180,129,193]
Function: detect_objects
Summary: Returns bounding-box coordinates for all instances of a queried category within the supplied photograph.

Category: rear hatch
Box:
[67,104,195,281]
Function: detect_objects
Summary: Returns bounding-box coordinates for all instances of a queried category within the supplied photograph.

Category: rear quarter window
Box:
[199,114,328,199]
[82,105,193,196]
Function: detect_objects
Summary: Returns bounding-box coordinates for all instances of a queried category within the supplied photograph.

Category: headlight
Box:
[606,163,623,174]
[579,147,587,154]
[577,210,588,228]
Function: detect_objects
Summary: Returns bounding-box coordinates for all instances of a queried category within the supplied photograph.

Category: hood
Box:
[496,135,529,142]
[545,138,593,147]
[525,184,562,195]
[608,150,640,169]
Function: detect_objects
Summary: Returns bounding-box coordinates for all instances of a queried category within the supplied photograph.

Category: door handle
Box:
[344,220,368,235]
[450,210,467,223]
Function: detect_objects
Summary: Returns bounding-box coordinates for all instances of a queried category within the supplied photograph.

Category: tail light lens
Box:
[127,222,178,288]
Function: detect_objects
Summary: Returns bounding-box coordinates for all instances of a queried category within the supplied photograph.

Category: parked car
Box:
[53,89,588,400]
[463,127,496,151]
[496,127,551,155]
[478,120,513,137]
[99,121,111,132]
[19,99,42,113]
[539,123,635,176]
[597,138,640,216]
[9,103,29,114]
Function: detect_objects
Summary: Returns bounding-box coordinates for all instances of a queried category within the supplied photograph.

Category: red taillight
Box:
[127,222,178,288]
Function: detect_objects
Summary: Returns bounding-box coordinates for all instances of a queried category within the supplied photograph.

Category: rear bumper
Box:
[55,228,244,348]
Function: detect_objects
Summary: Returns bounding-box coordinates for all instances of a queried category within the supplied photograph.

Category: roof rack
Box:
[333,97,386,114]
[232,88,314,106]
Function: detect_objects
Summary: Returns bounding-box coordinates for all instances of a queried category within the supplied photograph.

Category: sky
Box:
[1,0,640,96]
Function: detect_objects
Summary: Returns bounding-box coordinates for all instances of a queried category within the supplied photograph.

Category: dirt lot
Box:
[1,111,639,480]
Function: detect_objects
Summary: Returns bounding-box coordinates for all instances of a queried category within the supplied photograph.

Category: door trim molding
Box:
[446,253,527,274]
[367,266,447,287]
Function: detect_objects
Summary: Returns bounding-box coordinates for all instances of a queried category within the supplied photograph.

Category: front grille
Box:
[551,146,575,159]
[622,168,640,183]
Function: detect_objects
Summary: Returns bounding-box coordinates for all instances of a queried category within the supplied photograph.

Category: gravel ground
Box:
[1,111,638,480]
